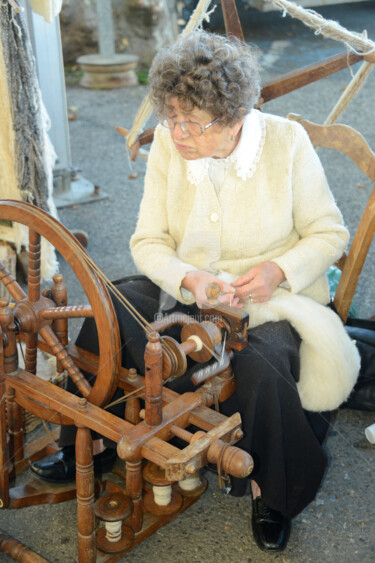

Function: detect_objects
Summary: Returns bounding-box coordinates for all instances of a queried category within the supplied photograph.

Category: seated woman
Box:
[31,30,360,553]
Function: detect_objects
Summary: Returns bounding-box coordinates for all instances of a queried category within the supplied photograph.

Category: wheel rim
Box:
[0,200,121,407]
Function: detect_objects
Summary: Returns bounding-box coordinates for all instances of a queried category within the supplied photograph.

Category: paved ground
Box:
[1,2,375,562]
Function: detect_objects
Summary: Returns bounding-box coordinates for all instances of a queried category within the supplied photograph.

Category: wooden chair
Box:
[287,114,375,323]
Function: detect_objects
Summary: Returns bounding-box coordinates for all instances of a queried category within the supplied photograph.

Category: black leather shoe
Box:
[30,446,117,483]
[251,497,291,552]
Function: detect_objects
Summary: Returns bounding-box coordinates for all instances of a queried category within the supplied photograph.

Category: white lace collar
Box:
[186,109,266,186]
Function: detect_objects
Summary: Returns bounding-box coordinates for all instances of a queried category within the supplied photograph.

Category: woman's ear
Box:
[229,117,245,138]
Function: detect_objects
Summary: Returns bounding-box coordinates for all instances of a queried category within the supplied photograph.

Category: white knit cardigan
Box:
[130,111,360,411]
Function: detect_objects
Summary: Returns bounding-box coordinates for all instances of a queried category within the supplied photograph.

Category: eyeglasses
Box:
[161,117,220,137]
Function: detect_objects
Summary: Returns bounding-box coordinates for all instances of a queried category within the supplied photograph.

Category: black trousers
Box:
[60,276,330,519]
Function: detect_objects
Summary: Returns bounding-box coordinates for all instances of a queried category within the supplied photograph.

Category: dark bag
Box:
[341,317,375,412]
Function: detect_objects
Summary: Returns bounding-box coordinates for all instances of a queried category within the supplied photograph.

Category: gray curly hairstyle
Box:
[148,30,261,126]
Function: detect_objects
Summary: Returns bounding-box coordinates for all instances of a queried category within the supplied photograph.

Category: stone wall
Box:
[60,0,179,69]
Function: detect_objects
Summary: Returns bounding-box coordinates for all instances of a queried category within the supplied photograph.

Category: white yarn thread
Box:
[187,335,204,352]
[105,521,122,543]
[178,475,201,491]
[270,0,375,56]
[153,485,172,506]
[325,61,374,125]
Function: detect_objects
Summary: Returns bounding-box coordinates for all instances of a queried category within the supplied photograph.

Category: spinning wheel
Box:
[0,200,253,562]
[0,199,121,411]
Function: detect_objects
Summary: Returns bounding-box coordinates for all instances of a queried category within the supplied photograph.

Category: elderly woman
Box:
[129,29,360,550]
[32,30,360,553]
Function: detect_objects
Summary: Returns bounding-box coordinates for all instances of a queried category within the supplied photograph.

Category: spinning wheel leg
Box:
[6,386,23,480]
[125,460,143,533]
[0,300,23,478]
[76,400,96,563]
[0,328,9,509]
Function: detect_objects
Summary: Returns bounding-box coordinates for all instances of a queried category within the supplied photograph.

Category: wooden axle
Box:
[168,424,250,480]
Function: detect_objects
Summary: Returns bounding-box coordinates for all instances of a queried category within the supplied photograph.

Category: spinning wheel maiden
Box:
[0,200,253,562]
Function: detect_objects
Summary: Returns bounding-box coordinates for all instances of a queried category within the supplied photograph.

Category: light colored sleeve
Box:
[130,126,197,304]
[272,122,349,294]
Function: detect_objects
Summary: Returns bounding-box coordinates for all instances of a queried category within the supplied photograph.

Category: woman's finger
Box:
[231,270,256,287]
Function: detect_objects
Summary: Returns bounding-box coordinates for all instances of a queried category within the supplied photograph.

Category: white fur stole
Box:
[218,273,360,412]
[246,289,360,411]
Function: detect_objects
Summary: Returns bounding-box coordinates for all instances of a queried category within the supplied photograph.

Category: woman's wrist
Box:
[269,261,287,286]
[181,271,199,293]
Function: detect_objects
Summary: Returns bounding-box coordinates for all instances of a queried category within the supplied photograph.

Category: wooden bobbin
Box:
[142,462,183,516]
[95,492,134,554]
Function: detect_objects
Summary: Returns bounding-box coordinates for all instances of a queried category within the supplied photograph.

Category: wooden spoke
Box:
[40,325,92,398]
[40,305,94,320]
[0,261,26,302]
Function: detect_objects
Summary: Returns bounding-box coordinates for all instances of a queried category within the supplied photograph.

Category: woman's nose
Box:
[172,122,189,140]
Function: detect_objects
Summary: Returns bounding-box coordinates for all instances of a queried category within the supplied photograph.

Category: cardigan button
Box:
[210,212,219,223]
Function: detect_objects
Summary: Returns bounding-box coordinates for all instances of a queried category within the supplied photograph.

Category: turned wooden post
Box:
[0,529,50,562]
[0,299,23,476]
[124,368,141,425]
[0,326,9,509]
[24,230,41,374]
[75,398,96,563]
[125,459,143,533]
[144,332,163,427]
[0,299,18,374]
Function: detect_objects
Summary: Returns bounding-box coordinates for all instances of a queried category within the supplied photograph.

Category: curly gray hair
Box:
[148,30,261,126]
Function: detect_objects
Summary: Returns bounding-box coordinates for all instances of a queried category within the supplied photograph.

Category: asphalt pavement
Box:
[0,2,375,562]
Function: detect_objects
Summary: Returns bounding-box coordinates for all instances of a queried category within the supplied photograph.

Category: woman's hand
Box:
[231,262,286,304]
[181,270,241,309]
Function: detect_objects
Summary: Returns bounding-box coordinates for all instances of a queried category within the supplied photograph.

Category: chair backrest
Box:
[287,113,375,323]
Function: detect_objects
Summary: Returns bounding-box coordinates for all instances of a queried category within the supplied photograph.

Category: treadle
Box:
[9,479,78,509]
